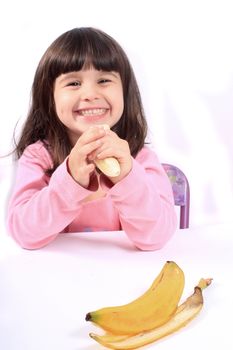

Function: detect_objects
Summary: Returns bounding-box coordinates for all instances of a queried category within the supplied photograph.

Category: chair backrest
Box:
[162,163,190,229]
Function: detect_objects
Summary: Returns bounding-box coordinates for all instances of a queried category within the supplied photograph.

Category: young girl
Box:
[7,27,177,250]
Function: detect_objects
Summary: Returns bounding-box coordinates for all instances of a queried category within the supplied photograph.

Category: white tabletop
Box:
[0,223,233,349]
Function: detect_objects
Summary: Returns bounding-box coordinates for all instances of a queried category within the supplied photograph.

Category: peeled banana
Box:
[89,278,212,349]
[85,261,185,335]
[94,157,120,177]
[93,124,120,177]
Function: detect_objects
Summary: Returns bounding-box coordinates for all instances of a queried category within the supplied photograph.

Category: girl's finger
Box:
[76,139,104,160]
[76,125,107,147]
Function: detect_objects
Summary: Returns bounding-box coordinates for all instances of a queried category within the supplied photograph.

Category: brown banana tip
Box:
[85,313,92,321]
[204,278,213,288]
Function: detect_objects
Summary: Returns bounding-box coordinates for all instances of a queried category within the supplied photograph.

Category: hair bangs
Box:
[50,28,122,79]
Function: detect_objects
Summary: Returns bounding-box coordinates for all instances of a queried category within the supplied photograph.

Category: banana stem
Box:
[197,278,213,290]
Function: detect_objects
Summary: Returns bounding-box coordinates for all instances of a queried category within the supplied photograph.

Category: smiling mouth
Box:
[77,108,108,116]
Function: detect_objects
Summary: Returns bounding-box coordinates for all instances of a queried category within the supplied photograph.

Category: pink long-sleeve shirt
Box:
[7,141,177,250]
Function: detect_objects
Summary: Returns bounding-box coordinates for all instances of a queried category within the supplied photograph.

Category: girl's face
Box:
[54,68,124,144]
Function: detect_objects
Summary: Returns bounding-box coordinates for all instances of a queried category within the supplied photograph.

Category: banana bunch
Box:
[86,261,212,349]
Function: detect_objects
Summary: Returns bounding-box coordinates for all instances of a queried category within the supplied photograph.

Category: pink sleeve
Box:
[7,143,177,251]
[103,147,177,250]
[7,142,92,249]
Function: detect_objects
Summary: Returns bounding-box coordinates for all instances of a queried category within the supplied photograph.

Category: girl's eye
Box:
[67,81,81,87]
[98,79,111,84]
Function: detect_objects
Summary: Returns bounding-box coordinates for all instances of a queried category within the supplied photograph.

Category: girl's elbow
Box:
[130,212,178,252]
[7,216,55,250]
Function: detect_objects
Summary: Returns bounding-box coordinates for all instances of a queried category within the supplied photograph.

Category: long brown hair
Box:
[15,27,148,173]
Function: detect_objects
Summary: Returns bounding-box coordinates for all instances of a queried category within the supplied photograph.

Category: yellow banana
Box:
[89,278,212,349]
[91,260,179,316]
[85,261,185,335]
[94,157,120,177]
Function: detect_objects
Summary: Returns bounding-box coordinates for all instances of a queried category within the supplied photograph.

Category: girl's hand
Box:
[89,129,133,184]
[68,126,107,188]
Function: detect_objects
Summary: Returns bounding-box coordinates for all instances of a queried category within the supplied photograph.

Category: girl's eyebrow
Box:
[58,71,119,84]
[99,71,119,78]
[58,73,79,83]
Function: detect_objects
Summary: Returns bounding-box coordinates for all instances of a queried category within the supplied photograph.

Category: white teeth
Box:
[79,108,106,116]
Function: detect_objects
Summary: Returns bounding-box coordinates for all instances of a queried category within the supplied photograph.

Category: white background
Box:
[1,0,233,233]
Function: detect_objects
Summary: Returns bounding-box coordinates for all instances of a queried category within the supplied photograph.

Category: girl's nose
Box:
[80,84,100,101]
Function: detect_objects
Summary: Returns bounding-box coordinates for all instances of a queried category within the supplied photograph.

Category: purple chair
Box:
[162,163,190,229]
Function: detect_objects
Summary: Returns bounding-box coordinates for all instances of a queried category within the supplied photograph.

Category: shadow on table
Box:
[45,231,138,256]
